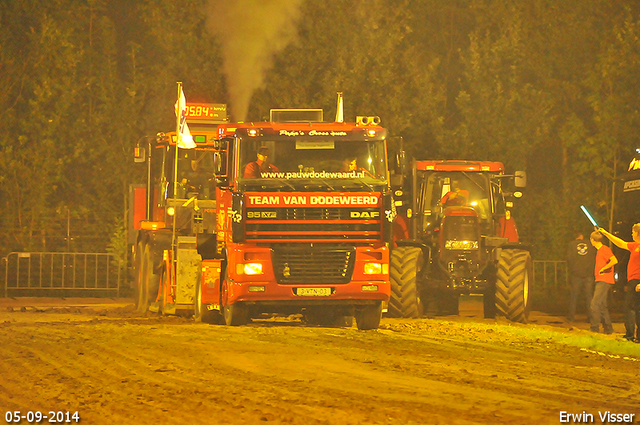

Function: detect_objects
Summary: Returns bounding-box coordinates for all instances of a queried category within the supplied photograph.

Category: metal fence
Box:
[532,260,568,295]
[2,252,121,297]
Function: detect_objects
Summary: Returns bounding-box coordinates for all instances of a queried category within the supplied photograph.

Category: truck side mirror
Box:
[134,146,146,163]
[214,151,228,185]
[515,171,526,188]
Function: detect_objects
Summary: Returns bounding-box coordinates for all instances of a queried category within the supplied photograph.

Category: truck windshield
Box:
[237,138,387,188]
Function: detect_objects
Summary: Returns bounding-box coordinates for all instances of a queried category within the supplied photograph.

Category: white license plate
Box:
[296,287,332,296]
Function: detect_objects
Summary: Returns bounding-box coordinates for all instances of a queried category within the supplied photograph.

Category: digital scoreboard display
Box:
[185,103,227,121]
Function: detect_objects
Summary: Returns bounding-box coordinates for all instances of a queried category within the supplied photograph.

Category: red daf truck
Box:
[132,102,392,329]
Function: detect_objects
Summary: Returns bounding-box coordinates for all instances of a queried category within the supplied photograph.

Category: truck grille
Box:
[272,246,356,285]
[245,207,381,242]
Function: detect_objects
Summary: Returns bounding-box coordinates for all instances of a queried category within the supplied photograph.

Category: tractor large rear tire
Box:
[496,249,531,323]
[135,243,158,314]
[388,247,424,318]
[134,242,147,313]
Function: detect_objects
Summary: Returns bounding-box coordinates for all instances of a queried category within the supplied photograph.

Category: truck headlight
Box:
[444,240,479,250]
[236,263,263,275]
[364,263,382,275]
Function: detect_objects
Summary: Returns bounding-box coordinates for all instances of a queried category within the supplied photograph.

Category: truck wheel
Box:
[496,249,531,323]
[355,301,383,330]
[221,273,248,326]
[223,302,248,326]
[194,280,220,324]
[388,246,424,318]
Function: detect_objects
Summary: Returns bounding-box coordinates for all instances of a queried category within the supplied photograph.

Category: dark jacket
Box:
[567,238,596,278]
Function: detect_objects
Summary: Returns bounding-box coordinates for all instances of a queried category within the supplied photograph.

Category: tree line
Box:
[1,0,638,261]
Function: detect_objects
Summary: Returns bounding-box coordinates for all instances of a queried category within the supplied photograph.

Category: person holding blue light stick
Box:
[598,225,640,342]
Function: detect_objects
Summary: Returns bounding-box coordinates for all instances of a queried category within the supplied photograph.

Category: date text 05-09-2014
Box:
[5,411,80,424]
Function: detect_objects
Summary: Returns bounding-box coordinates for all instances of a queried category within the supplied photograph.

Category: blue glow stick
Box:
[580,205,599,228]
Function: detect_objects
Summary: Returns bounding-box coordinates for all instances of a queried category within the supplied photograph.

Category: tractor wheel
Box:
[388,246,424,318]
[135,243,158,314]
[145,246,160,310]
[194,280,220,324]
[157,265,169,315]
[496,249,531,323]
[354,301,383,330]
[134,242,147,313]
[221,271,249,326]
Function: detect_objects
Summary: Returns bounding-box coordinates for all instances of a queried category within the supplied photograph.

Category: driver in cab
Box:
[244,147,279,178]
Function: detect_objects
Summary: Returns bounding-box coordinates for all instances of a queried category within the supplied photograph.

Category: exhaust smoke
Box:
[207,0,303,122]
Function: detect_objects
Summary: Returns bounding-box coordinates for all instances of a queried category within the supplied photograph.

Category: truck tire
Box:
[223,302,249,326]
[388,246,424,318]
[194,280,220,324]
[221,271,249,326]
[355,301,382,330]
[496,249,531,323]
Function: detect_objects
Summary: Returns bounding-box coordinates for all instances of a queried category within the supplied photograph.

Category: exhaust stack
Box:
[335,92,344,123]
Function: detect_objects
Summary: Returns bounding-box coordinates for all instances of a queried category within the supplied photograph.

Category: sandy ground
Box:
[0,297,638,425]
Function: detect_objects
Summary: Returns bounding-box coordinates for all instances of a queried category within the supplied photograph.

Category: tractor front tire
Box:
[388,247,424,318]
[496,249,531,323]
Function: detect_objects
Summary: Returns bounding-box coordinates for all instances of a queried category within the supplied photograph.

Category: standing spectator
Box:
[598,225,640,341]
[566,232,595,323]
[589,231,617,334]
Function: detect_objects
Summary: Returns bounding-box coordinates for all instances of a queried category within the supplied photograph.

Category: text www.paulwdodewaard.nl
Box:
[260,170,366,179]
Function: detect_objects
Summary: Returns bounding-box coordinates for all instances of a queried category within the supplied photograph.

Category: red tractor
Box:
[389,160,531,322]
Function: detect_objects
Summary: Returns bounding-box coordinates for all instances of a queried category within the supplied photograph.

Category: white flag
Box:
[175,88,196,149]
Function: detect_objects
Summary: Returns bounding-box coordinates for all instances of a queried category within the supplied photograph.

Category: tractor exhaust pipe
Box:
[335,92,344,123]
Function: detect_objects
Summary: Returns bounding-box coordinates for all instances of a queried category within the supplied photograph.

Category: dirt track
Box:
[0,298,638,425]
